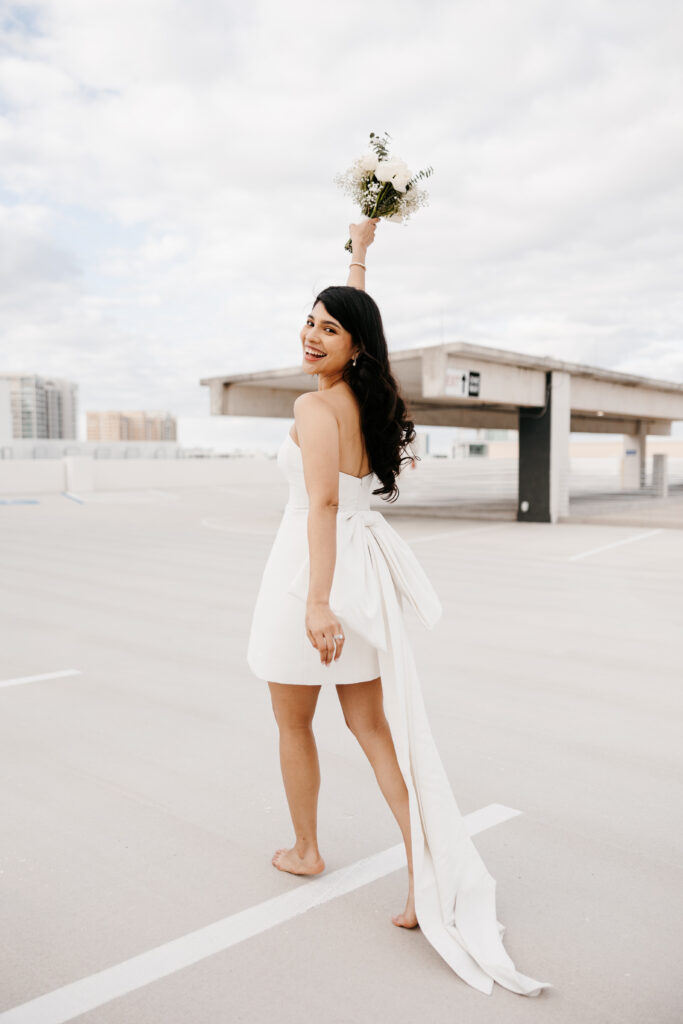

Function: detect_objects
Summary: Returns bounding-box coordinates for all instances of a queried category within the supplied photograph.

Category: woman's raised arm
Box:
[346,218,380,291]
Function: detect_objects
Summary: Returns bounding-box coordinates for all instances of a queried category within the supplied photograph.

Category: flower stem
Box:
[370,182,391,218]
[343,181,392,250]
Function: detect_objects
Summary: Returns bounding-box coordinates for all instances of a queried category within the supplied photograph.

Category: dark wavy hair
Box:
[310,285,419,502]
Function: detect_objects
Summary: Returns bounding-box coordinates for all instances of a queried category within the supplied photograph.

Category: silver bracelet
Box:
[349,261,366,270]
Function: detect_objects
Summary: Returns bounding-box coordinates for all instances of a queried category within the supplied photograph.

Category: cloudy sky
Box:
[1,0,682,443]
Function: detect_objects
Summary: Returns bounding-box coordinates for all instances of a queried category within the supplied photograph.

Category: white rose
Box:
[391,158,412,192]
[374,158,398,182]
[358,152,379,173]
[392,170,412,193]
[375,158,413,193]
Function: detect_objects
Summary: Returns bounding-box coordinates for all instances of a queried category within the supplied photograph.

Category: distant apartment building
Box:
[87,410,177,441]
[0,373,78,439]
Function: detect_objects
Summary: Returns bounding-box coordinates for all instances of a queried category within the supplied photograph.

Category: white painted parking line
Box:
[568,528,663,562]
[462,801,522,833]
[0,670,82,690]
[0,802,522,1024]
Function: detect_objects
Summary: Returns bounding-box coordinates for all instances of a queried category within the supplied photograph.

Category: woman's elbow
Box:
[308,498,339,512]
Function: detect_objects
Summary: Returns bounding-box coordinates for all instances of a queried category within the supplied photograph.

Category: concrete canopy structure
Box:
[200,341,683,523]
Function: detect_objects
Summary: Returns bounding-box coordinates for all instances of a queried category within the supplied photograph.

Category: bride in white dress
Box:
[246,219,552,997]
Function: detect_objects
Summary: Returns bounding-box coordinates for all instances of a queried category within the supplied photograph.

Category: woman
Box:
[246,220,552,997]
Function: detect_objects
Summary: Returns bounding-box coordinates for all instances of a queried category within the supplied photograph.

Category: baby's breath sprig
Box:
[335,131,434,252]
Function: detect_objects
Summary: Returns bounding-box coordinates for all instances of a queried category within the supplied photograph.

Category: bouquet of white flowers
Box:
[335,131,433,251]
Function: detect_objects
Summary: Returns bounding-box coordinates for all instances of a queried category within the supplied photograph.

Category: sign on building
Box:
[445,367,481,398]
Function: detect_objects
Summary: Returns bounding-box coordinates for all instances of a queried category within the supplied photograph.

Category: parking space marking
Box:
[568,528,663,561]
[0,670,82,690]
[0,802,521,1024]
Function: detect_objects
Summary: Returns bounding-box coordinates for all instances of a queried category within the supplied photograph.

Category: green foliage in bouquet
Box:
[335,131,434,252]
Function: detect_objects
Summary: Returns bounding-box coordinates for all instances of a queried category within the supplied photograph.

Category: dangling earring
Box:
[352,353,358,367]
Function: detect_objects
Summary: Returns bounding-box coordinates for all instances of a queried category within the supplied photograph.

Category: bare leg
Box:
[336,677,417,927]
[268,681,325,875]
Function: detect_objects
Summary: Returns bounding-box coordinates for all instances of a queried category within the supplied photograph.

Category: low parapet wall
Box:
[0,455,273,495]
[1,440,682,497]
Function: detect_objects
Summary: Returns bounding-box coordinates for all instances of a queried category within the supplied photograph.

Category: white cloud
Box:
[0,0,681,431]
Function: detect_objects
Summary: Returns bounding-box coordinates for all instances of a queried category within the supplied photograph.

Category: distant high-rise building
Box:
[87,410,177,441]
[0,373,78,439]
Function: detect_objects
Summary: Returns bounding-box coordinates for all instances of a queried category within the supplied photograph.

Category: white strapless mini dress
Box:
[247,431,381,685]
[246,430,553,999]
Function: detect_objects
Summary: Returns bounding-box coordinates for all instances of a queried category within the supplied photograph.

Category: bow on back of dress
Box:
[286,509,443,647]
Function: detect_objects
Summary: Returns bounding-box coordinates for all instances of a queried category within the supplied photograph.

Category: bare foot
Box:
[392,887,418,928]
[271,846,325,876]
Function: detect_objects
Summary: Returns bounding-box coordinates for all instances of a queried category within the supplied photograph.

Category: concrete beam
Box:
[570,377,683,420]
[405,405,519,429]
[220,383,305,418]
[570,415,672,435]
[422,349,546,406]
[208,380,225,417]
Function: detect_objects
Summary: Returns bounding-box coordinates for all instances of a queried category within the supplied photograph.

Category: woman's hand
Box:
[306,600,345,666]
[349,217,380,256]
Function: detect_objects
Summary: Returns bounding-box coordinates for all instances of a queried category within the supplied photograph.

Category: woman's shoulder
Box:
[292,391,342,440]
[293,390,338,417]
[294,384,362,439]
[294,385,355,419]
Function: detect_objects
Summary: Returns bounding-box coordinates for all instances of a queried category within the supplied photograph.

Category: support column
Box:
[652,453,668,497]
[621,420,647,489]
[517,371,571,524]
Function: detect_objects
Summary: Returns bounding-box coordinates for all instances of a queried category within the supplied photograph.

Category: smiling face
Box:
[300,301,358,381]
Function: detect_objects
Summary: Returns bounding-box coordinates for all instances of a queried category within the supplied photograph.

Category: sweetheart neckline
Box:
[286,432,374,481]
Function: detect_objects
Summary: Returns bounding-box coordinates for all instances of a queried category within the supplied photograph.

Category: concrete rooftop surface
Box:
[0,461,681,1023]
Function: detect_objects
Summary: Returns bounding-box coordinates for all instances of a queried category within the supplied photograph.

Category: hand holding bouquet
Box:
[335,131,433,252]
[348,217,380,254]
